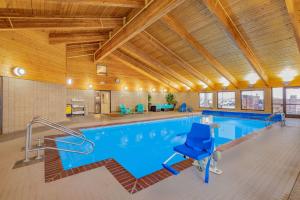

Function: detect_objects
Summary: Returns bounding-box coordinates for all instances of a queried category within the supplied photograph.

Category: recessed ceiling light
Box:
[13,67,26,77]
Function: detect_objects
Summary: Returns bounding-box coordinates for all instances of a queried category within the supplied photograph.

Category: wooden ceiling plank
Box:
[120,42,194,90]
[49,30,109,44]
[0,17,123,30]
[161,14,239,88]
[94,0,186,61]
[140,31,215,89]
[111,50,180,90]
[285,0,300,53]
[50,0,145,8]
[202,0,270,86]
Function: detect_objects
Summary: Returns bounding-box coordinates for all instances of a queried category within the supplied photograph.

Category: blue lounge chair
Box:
[136,104,144,113]
[162,123,214,183]
[178,103,187,112]
[119,104,131,115]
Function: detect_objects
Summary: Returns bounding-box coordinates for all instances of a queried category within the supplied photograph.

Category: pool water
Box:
[56,115,269,178]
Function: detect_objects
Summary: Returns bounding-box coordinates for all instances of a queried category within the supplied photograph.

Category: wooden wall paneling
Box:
[0,30,66,84]
[94,0,186,61]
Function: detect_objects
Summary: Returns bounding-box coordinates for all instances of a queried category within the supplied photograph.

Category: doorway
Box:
[95,91,111,114]
[272,87,300,118]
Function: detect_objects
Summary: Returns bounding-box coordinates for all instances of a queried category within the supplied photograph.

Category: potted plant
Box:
[165,93,177,110]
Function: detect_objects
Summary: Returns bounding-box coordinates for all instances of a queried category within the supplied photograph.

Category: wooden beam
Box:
[161,14,239,88]
[139,31,215,89]
[202,0,269,86]
[0,17,123,30]
[50,0,145,8]
[94,0,186,61]
[66,42,100,58]
[285,0,300,53]
[120,42,194,90]
[111,50,180,90]
[49,30,109,44]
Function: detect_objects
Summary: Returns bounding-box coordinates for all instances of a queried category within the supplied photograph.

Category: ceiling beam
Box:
[139,31,215,89]
[111,50,180,90]
[285,0,300,53]
[94,0,186,61]
[49,30,109,44]
[49,0,145,8]
[161,14,239,88]
[202,0,269,86]
[66,42,100,58]
[0,17,123,30]
[120,42,194,90]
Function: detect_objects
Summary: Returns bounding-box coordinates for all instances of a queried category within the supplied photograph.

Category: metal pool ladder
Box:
[24,117,95,162]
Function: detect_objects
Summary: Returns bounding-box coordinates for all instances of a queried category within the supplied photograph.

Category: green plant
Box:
[148,94,152,103]
[165,93,177,105]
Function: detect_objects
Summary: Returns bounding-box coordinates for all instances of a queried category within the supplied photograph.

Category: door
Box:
[95,91,101,114]
[100,91,110,114]
[285,87,300,117]
[272,87,300,118]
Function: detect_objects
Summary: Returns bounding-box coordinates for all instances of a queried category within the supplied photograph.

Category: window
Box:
[241,90,264,110]
[272,88,283,113]
[217,92,235,109]
[286,88,300,115]
[199,93,213,108]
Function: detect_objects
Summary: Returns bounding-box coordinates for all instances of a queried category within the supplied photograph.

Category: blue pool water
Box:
[56,115,269,178]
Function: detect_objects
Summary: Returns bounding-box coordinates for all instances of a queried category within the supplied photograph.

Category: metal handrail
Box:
[24,117,95,162]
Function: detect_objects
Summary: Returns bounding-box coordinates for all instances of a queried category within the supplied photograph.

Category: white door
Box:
[100,91,110,114]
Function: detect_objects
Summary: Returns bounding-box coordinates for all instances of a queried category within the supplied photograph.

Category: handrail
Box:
[24,117,95,162]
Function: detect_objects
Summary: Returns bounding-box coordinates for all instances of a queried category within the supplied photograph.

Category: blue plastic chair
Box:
[136,104,144,113]
[119,104,131,115]
[178,103,187,112]
[162,123,214,183]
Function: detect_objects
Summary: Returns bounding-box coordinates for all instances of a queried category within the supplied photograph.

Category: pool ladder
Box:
[24,117,95,162]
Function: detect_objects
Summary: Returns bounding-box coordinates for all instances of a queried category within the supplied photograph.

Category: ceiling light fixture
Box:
[199,81,208,89]
[124,86,128,91]
[219,77,230,88]
[88,84,93,89]
[66,78,72,85]
[13,67,26,77]
[245,72,259,87]
[279,69,297,85]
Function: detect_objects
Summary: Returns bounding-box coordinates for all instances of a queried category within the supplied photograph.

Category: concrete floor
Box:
[0,113,299,200]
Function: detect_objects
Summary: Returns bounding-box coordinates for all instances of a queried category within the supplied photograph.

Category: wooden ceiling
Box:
[0,0,300,91]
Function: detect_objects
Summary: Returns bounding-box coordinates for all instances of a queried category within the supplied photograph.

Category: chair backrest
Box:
[185,123,212,151]
[181,103,187,108]
[119,104,126,110]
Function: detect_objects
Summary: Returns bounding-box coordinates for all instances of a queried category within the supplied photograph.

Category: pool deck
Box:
[0,112,300,200]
